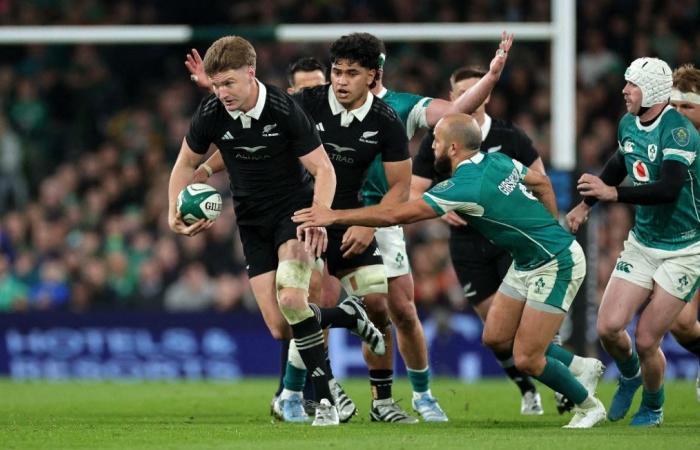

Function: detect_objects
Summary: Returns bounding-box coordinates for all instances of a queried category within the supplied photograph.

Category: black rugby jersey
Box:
[293,85,409,210]
[186,81,322,225]
[413,116,540,237]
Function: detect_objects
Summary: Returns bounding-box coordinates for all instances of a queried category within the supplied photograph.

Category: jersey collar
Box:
[456,151,485,169]
[634,104,673,132]
[227,79,266,129]
[328,85,374,127]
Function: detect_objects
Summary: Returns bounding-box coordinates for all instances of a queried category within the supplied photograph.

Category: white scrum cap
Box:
[624,57,673,107]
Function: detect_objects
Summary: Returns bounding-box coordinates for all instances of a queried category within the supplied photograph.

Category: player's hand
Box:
[340,226,375,259]
[192,165,210,183]
[168,211,214,237]
[577,173,618,202]
[489,31,514,78]
[299,226,328,258]
[566,202,591,233]
[185,48,212,91]
[292,203,335,229]
[440,211,467,226]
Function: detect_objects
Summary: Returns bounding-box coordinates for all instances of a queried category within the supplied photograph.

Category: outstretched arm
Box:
[293,198,438,229]
[425,32,514,126]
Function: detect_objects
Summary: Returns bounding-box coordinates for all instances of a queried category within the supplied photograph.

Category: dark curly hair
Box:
[330,33,385,88]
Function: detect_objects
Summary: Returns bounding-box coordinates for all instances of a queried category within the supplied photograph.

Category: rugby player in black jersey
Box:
[168,36,386,426]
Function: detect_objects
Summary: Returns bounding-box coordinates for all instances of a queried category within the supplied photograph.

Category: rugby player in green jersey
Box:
[294,113,608,429]
[669,64,700,404]
[567,58,700,426]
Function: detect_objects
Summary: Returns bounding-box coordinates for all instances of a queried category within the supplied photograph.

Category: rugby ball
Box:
[177,183,223,225]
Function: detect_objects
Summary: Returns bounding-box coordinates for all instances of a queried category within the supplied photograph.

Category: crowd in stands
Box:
[1,0,699,314]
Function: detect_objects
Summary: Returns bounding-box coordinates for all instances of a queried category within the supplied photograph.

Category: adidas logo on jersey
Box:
[372,248,382,257]
[359,130,379,144]
[221,131,234,140]
[316,123,325,132]
[311,368,326,378]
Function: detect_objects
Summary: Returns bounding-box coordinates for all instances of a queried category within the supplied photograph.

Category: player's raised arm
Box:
[425,32,513,126]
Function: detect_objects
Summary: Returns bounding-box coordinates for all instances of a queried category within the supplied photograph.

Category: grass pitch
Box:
[2,378,699,449]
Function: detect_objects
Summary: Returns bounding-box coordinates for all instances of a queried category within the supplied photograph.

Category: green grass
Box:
[2,378,699,450]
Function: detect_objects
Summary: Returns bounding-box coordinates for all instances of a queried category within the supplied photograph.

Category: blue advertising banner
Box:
[0,312,697,381]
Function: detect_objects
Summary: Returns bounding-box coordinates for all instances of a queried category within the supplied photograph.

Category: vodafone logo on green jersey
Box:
[632,160,650,182]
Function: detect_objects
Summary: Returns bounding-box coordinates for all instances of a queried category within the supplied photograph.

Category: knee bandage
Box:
[340,264,388,296]
[276,260,315,324]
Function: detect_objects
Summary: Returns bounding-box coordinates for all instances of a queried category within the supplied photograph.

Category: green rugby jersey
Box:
[617,106,700,249]
[422,152,574,270]
[361,89,432,205]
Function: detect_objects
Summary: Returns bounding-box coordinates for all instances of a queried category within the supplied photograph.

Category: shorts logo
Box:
[395,252,404,267]
[615,260,633,273]
[647,144,657,162]
[677,274,689,291]
[632,160,650,182]
[534,277,546,294]
[672,127,690,147]
[431,180,454,193]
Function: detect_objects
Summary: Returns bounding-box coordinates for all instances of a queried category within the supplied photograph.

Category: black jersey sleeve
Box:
[282,93,323,158]
[185,95,218,154]
[582,151,628,206]
[379,108,410,162]
[413,131,436,179]
[512,124,539,167]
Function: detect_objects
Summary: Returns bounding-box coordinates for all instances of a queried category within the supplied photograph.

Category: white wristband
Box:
[201,163,214,177]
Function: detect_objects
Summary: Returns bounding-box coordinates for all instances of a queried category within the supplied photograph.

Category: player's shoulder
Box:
[264,83,295,116]
[197,94,221,118]
[385,89,428,104]
[659,107,700,145]
[371,95,402,123]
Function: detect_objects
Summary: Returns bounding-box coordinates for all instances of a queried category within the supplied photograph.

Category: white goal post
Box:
[0,0,575,169]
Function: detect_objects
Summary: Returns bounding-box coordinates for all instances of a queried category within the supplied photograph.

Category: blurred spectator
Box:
[0,0,696,317]
[0,113,28,213]
[164,262,216,312]
[0,253,28,311]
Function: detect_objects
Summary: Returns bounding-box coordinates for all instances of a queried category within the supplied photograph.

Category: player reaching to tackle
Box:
[293,113,608,429]
[567,57,700,426]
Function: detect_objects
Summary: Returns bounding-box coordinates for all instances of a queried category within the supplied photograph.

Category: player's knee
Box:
[363,293,391,327]
[513,355,540,376]
[634,330,661,357]
[390,301,419,333]
[482,328,508,353]
[275,259,313,322]
[596,318,622,343]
